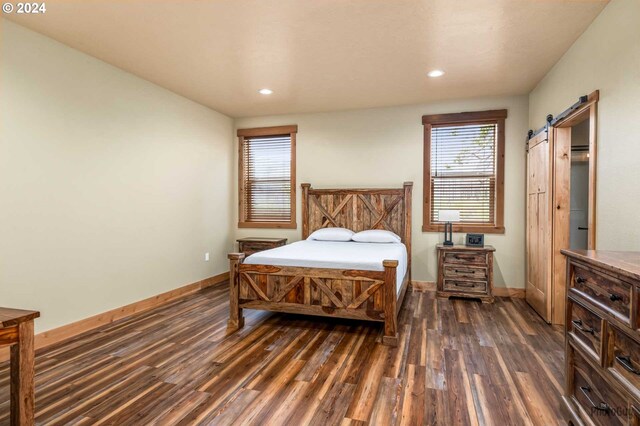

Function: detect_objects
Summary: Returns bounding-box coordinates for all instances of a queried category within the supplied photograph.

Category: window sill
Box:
[238,221,297,229]
[422,224,505,234]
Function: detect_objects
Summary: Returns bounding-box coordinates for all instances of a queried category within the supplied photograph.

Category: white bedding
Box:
[244,240,408,294]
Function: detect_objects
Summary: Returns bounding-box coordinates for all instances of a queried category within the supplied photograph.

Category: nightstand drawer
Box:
[568,297,604,362]
[443,265,487,281]
[242,242,276,254]
[443,279,486,294]
[571,263,633,326]
[237,238,287,257]
[443,251,487,266]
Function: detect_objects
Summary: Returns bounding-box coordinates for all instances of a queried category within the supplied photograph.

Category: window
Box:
[238,125,297,228]
[422,110,506,233]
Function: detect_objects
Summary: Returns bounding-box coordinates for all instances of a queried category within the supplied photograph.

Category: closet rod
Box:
[571,145,589,151]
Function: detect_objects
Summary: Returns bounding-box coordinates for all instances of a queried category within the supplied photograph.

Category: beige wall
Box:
[235,95,529,288]
[529,0,640,251]
[0,20,234,333]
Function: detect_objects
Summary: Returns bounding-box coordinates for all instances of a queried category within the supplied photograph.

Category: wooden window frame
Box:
[422,110,507,234]
[237,125,297,229]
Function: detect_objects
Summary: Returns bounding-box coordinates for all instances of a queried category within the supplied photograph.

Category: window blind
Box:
[242,134,292,223]
[430,123,497,224]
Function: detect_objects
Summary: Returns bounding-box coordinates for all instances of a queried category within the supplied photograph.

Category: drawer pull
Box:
[609,293,622,302]
[579,386,610,413]
[571,319,594,335]
[615,355,640,375]
[575,276,586,284]
[455,282,475,288]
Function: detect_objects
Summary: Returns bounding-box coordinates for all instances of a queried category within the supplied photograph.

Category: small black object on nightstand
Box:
[465,233,484,247]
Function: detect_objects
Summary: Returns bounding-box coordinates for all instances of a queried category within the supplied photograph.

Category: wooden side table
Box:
[1,307,40,426]
[237,237,287,257]
[436,244,495,303]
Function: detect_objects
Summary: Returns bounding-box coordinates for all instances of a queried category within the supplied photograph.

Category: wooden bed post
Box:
[301,183,310,239]
[403,182,413,282]
[382,260,399,346]
[228,253,245,330]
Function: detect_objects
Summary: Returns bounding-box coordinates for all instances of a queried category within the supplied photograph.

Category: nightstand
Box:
[436,244,495,303]
[237,237,287,257]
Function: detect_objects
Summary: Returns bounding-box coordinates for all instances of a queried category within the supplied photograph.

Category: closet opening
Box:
[569,119,590,250]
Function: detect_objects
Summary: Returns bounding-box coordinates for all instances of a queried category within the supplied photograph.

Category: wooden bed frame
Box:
[227,182,412,346]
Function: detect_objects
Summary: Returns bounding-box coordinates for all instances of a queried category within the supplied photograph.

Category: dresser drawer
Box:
[443,265,487,281]
[571,263,633,326]
[632,405,639,426]
[607,325,640,398]
[443,279,487,294]
[569,297,604,362]
[443,251,487,266]
[570,347,629,426]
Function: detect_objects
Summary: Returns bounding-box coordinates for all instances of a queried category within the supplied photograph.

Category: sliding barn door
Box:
[526,129,553,322]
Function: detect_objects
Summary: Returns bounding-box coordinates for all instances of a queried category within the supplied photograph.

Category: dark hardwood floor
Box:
[0,284,566,425]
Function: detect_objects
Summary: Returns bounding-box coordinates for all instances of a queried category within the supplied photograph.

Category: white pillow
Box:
[307,227,354,242]
[352,230,402,243]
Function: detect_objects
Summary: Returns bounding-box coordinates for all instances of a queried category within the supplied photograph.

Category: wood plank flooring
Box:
[0,284,566,425]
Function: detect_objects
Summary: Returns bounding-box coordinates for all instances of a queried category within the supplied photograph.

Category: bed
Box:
[227,182,412,346]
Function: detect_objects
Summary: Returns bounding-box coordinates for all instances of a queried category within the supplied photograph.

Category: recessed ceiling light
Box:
[259,88,273,95]
[427,70,445,78]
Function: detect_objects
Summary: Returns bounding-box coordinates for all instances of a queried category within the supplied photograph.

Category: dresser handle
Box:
[579,386,610,413]
[571,319,594,335]
[609,293,623,302]
[615,355,640,375]
[575,276,586,284]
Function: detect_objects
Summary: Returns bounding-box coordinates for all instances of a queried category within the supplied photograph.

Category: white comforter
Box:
[244,240,407,294]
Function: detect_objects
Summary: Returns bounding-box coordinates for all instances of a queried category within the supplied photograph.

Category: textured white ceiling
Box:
[6,0,608,117]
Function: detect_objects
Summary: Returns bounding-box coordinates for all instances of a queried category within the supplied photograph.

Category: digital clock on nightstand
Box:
[465,233,485,247]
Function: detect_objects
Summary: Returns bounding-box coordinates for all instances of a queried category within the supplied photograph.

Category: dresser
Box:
[561,249,640,426]
[436,244,495,303]
[237,237,287,257]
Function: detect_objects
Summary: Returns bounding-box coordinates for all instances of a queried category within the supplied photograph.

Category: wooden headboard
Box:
[301,182,413,265]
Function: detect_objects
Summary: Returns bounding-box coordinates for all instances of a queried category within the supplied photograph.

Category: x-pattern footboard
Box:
[228,254,400,346]
[236,262,388,315]
[239,271,384,310]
